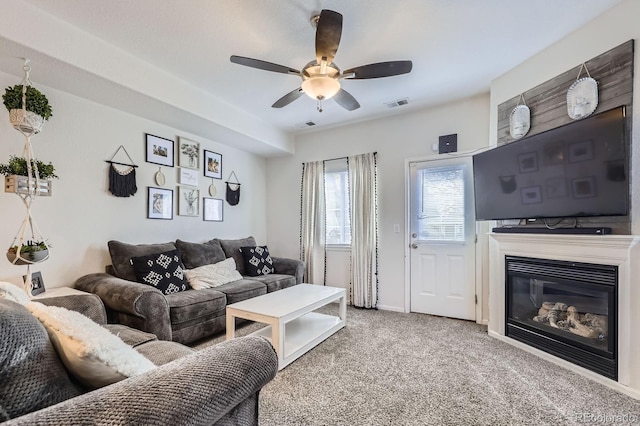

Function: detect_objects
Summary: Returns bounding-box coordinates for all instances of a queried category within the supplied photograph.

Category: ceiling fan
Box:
[230,9,412,112]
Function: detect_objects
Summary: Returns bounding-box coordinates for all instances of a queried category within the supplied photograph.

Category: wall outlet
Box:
[393,224,400,233]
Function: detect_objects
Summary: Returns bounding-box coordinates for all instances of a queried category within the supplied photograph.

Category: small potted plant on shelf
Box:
[7,240,50,265]
[0,155,58,196]
[2,84,53,134]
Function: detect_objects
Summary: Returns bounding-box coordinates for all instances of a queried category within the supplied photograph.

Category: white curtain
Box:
[300,161,325,284]
[348,152,378,308]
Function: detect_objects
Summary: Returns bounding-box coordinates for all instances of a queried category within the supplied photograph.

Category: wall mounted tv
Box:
[473,106,628,221]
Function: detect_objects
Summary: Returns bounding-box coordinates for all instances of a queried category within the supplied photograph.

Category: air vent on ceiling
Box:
[295,121,317,128]
[385,98,409,108]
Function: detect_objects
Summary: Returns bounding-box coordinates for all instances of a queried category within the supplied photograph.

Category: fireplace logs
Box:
[533,302,607,339]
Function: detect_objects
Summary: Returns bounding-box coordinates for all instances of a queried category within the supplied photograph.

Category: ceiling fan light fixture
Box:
[301,75,341,100]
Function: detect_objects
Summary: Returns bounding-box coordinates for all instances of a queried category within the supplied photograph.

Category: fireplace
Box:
[505,256,617,379]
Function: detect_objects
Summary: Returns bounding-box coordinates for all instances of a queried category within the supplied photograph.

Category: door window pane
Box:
[418,165,465,241]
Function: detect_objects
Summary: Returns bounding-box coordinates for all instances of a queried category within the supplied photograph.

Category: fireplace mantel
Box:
[488,232,640,398]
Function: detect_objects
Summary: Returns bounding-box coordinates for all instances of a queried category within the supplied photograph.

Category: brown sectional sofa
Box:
[75,236,305,345]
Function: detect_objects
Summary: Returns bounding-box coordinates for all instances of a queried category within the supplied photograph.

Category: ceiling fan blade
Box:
[333,89,360,111]
[315,10,342,64]
[272,88,305,108]
[230,55,299,75]
[343,61,413,79]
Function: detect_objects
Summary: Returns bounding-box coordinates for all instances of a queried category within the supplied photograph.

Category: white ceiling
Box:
[2,0,624,152]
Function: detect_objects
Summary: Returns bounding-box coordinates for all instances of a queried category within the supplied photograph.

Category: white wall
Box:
[0,70,268,288]
[489,0,640,233]
[266,94,490,311]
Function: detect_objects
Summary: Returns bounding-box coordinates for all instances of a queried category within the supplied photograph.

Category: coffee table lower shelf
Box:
[249,312,343,369]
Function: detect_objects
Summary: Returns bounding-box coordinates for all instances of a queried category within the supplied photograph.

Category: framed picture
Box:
[572,176,597,199]
[518,152,538,173]
[569,140,594,163]
[146,134,174,167]
[178,168,199,186]
[178,187,200,217]
[204,150,222,179]
[178,137,200,169]
[23,271,45,296]
[520,186,542,204]
[203,197,224,221]
[148,187,173,219]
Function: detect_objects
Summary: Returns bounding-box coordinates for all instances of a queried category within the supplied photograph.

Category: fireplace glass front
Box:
[506,256,617,379]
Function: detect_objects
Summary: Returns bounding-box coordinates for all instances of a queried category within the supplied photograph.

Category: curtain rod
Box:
[301,151,377,165]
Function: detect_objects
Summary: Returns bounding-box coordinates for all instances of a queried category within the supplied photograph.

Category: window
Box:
[325,159,351,245]
[417,165,466,241]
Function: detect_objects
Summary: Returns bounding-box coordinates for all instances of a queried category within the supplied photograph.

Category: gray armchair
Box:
[0,295,278,425]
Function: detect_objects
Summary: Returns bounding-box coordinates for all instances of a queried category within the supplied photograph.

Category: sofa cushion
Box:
[0,300,81,421]
[240,246,275,277]
[175,239,226,269]
[103,324,158,348]
[108,240,177,281]
[165,288,227,325]
[131,249,189,295]
[27,302,157,389]
[134,340,195,366]
[214,279,266,304]
[246,274,296,293]
[184,258,243,289]
[216,236,257,276]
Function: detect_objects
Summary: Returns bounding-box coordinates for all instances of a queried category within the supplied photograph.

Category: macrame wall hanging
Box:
[105,145,138,197]
[567,62,598,120]
[5,60,51,297]
[509,94,530,140]
[225,171,241,206]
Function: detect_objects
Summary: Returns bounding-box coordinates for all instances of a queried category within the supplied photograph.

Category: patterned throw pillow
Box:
[131,249,189,295]
[240,246,275,277]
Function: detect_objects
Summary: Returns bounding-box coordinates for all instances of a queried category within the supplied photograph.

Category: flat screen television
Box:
[473,106,628,221]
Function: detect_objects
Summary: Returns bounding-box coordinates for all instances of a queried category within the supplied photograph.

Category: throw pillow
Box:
[27,302,157,389]
[131,249,189,295]
[108,240,177,281]
[240,246,275,277]
[175,239,226,269]
[215,236,257,275]
[0,281,30,305]
[184,257,243,289]
[0,299,81,420]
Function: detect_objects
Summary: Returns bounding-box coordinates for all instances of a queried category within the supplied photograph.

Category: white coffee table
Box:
[226,284,346,370]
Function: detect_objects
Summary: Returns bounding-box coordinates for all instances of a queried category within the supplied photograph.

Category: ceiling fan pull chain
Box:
[317,98,323,113]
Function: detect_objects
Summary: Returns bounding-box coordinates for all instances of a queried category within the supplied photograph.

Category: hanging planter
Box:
[9,109,45,134]
[0,156,57,196]
[4,60,53,277]
[2,83,53,135]
[7,241,50,265]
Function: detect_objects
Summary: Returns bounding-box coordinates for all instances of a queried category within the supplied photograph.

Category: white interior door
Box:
[409,157,476,320]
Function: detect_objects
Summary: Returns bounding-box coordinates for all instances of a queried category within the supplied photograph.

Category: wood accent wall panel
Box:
[497,40,633,145]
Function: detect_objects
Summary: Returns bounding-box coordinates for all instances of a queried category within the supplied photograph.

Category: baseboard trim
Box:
[376,304,405,313]
[488,330,640,400]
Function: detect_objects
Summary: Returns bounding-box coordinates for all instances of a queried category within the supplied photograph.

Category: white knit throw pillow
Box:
[27,302,157,389]
[0,281,30,305]
[184,257,243,289]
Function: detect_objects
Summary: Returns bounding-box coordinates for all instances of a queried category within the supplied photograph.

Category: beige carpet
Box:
[194,305,640,426]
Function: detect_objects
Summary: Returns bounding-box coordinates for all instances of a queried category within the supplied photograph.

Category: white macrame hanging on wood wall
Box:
[509,94,531,140]
[567,63,598,120]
